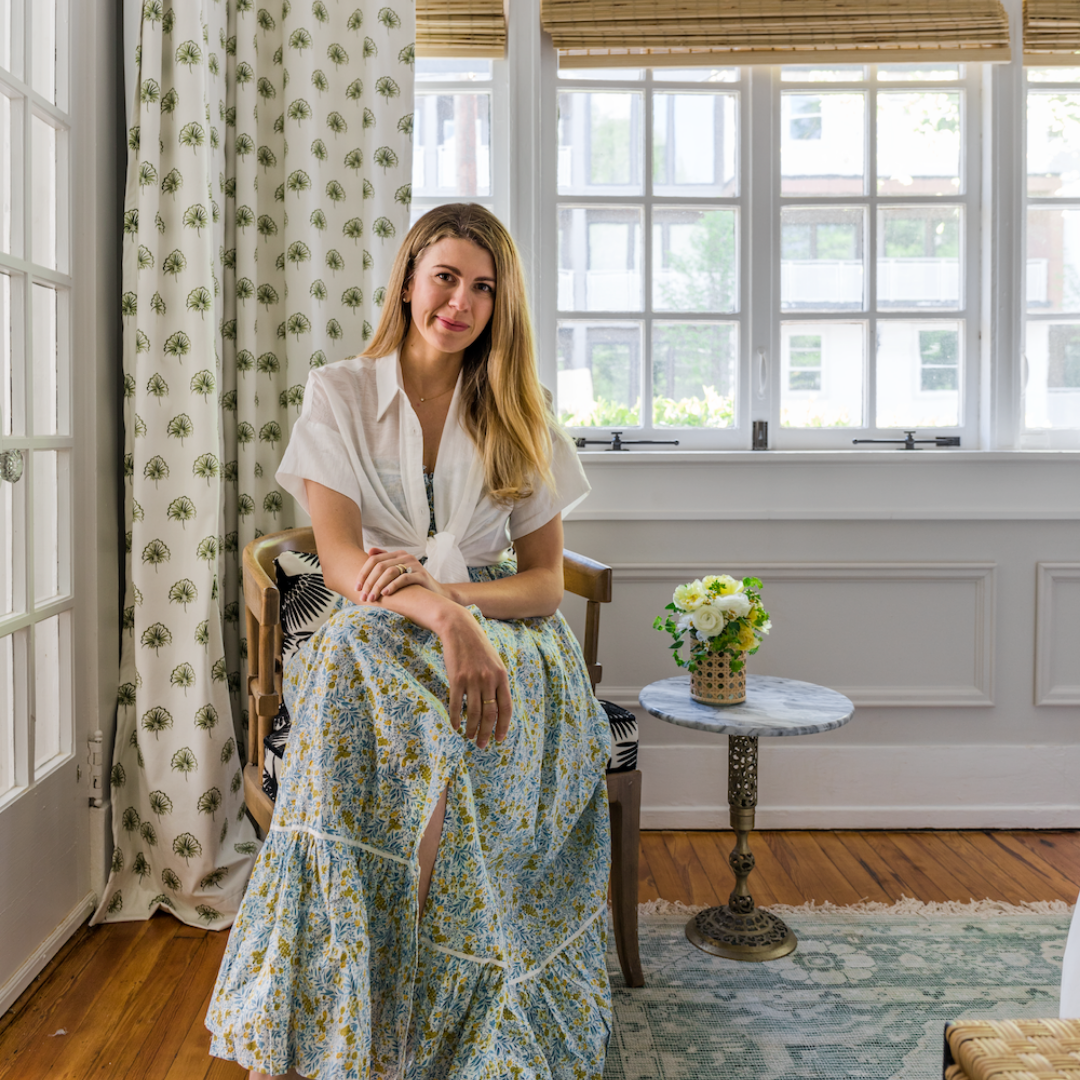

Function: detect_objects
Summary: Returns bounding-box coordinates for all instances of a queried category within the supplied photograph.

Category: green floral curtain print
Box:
[94,0,415,928]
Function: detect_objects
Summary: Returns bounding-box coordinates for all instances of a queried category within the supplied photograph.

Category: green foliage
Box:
[197,787,223,819]
[170,747,198,780]
[168,578,198,608]
[142,705,173,738]
[172,831,202,860]
[140,622,172,653]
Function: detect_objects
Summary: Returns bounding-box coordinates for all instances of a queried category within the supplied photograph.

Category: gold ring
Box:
[396,563,410,575]
[482,698,497,705]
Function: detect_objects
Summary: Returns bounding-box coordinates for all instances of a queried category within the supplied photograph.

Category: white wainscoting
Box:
[1036,562,1080,706]
[611,562,996,707]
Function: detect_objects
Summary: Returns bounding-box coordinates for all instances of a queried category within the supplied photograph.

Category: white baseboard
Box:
[633,742,1080,831]
[0,891,96,1017]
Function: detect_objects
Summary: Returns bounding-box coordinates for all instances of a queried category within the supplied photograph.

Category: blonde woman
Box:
[206,204,613,1079]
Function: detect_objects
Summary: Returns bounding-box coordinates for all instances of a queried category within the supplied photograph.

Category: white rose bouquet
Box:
[653,574,771,673]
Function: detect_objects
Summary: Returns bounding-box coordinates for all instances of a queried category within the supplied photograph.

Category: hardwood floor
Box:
[2,830,1078,1080]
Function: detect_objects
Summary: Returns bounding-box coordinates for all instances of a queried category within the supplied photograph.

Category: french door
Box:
[0,0,93,1013]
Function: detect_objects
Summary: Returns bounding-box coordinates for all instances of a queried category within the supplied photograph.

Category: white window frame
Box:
[533,49,985,450]
[1020,64,1080,448]
[410,57,510,228]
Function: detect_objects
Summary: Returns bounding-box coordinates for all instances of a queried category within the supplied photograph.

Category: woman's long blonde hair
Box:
[364,203,558,503]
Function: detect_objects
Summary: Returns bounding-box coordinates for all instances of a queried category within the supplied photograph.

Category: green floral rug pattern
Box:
[606,906,1071,1079]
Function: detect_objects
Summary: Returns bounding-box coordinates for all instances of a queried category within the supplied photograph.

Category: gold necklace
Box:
[407,382,456,404]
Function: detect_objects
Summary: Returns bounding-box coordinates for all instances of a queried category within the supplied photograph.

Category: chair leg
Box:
[607,769,644,988]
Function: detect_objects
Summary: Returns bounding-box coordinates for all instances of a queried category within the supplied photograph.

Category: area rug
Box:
[605,900,1073,1080]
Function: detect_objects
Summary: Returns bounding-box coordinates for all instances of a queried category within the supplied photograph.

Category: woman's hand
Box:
[356,547,451,603]
[440,608,512,749]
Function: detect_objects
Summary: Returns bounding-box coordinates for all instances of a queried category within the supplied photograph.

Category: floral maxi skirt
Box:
[206,576,613,1080]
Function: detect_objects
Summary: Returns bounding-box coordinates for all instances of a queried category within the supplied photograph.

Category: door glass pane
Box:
[0,632,12,797]
[878,92,962,196]
[0,473,12,616]
[652,93,737,197]
[556,320,642,426]
[780,321,865,428]
[652,208,737,313]
[652,322,736,428]
[1028,208,1080,312]
[1024,321,1080,430]
[31,115,56,269]
[412,92,491,198]
[781,206,866,311]
[32,284,57,435]
[1028,68,1080,83]
[0,0,13,72]
[1027,93,1080,198]
[781,92,865,196]
[33,450,61,602]
[557,205,643,312]
[557,91,643,196]
[1,271,11,436]
[31,0,55,103]
[33,613,63,768]
[0,91,11,254]
[877,206,962,310]
[876,320,962,428]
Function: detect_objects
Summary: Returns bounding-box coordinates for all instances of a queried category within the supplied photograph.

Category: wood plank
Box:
[811,831,894,905]
[905,830,1005,901]
[700,830,783,908]
[0,918,160,1079]
[835,831,918,903]
[639,833,689,903]
[1013,832,1080,894]
[160,980,220,1080]
[765,832,865,906]
[730,829,805,906]
[130,930,231,1080]
[636,841,661,903]
[886,831,987,904]
[38,916,182,1080]
[0,924,95,1042]
[205,1056,246,1079]
[660,832,722,907]
[860,831,953,902]
[67,928,206,1080]
[962,831,1080,904]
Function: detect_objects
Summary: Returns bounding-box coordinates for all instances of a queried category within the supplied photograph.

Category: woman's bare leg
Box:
[418,788,448,917]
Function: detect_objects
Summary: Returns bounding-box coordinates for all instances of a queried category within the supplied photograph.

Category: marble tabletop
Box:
[639,674,854,738]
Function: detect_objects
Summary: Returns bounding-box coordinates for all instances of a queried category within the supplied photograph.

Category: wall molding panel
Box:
[1036,562,1080,706]
[608,562,996,707]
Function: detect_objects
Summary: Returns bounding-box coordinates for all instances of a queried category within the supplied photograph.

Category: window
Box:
[411,57,507,224]
[554,65,742,442]
[1025,66,1080,437]
[548,61,979,448]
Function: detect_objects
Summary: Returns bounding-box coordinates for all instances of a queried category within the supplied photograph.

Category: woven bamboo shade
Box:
[416,0,506,58]
[541,0,1012,67]
[1024,0,1080,63]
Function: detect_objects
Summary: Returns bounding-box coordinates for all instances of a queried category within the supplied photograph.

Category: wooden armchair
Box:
[241,528,644,988]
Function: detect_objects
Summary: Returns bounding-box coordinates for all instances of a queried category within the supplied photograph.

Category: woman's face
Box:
[402,236,496,362]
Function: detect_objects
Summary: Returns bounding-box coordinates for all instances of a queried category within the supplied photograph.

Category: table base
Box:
[686,905,797,962]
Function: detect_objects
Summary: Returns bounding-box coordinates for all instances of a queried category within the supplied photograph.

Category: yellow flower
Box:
[737,623,757,651]
[673,581,707,611]
[704,573,741,596]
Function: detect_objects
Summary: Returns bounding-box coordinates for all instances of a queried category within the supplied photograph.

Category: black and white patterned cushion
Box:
[261,553,639,802]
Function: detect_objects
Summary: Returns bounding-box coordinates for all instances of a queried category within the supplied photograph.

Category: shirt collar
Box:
[375,351,404,421]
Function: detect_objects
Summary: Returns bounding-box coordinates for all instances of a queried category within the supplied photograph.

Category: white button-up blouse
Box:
[276,353,591,583]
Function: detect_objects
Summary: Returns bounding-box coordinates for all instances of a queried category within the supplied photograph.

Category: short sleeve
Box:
[508,431,591,540]
[276,371,365,515]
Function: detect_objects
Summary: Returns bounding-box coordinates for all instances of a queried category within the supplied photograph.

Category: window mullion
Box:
[748,67,776,444]
[867,78,878,431]
[642,71,653,433]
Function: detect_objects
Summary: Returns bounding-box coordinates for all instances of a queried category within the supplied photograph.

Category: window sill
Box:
[568,448,1080,521]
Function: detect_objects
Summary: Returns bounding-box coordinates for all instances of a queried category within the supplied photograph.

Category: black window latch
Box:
[573,430,680,452]
[852,430,961,450]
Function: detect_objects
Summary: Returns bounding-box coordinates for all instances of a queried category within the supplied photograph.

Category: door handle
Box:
[0,449,24,483]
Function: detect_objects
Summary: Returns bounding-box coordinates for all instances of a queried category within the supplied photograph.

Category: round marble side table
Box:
[639,674,853,962]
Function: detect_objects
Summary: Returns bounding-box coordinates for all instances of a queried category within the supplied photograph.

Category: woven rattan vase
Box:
[690,651,747,705]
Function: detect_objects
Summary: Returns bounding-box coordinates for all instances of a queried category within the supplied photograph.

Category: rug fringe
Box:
[638,897,1075,918]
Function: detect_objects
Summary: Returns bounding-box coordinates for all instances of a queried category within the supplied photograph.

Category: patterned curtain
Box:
[94,0,415,928]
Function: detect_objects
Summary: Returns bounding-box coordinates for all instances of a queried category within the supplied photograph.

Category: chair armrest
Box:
[562,549,612,604]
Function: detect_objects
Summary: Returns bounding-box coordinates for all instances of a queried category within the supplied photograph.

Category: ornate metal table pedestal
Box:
[686,735,796,961]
